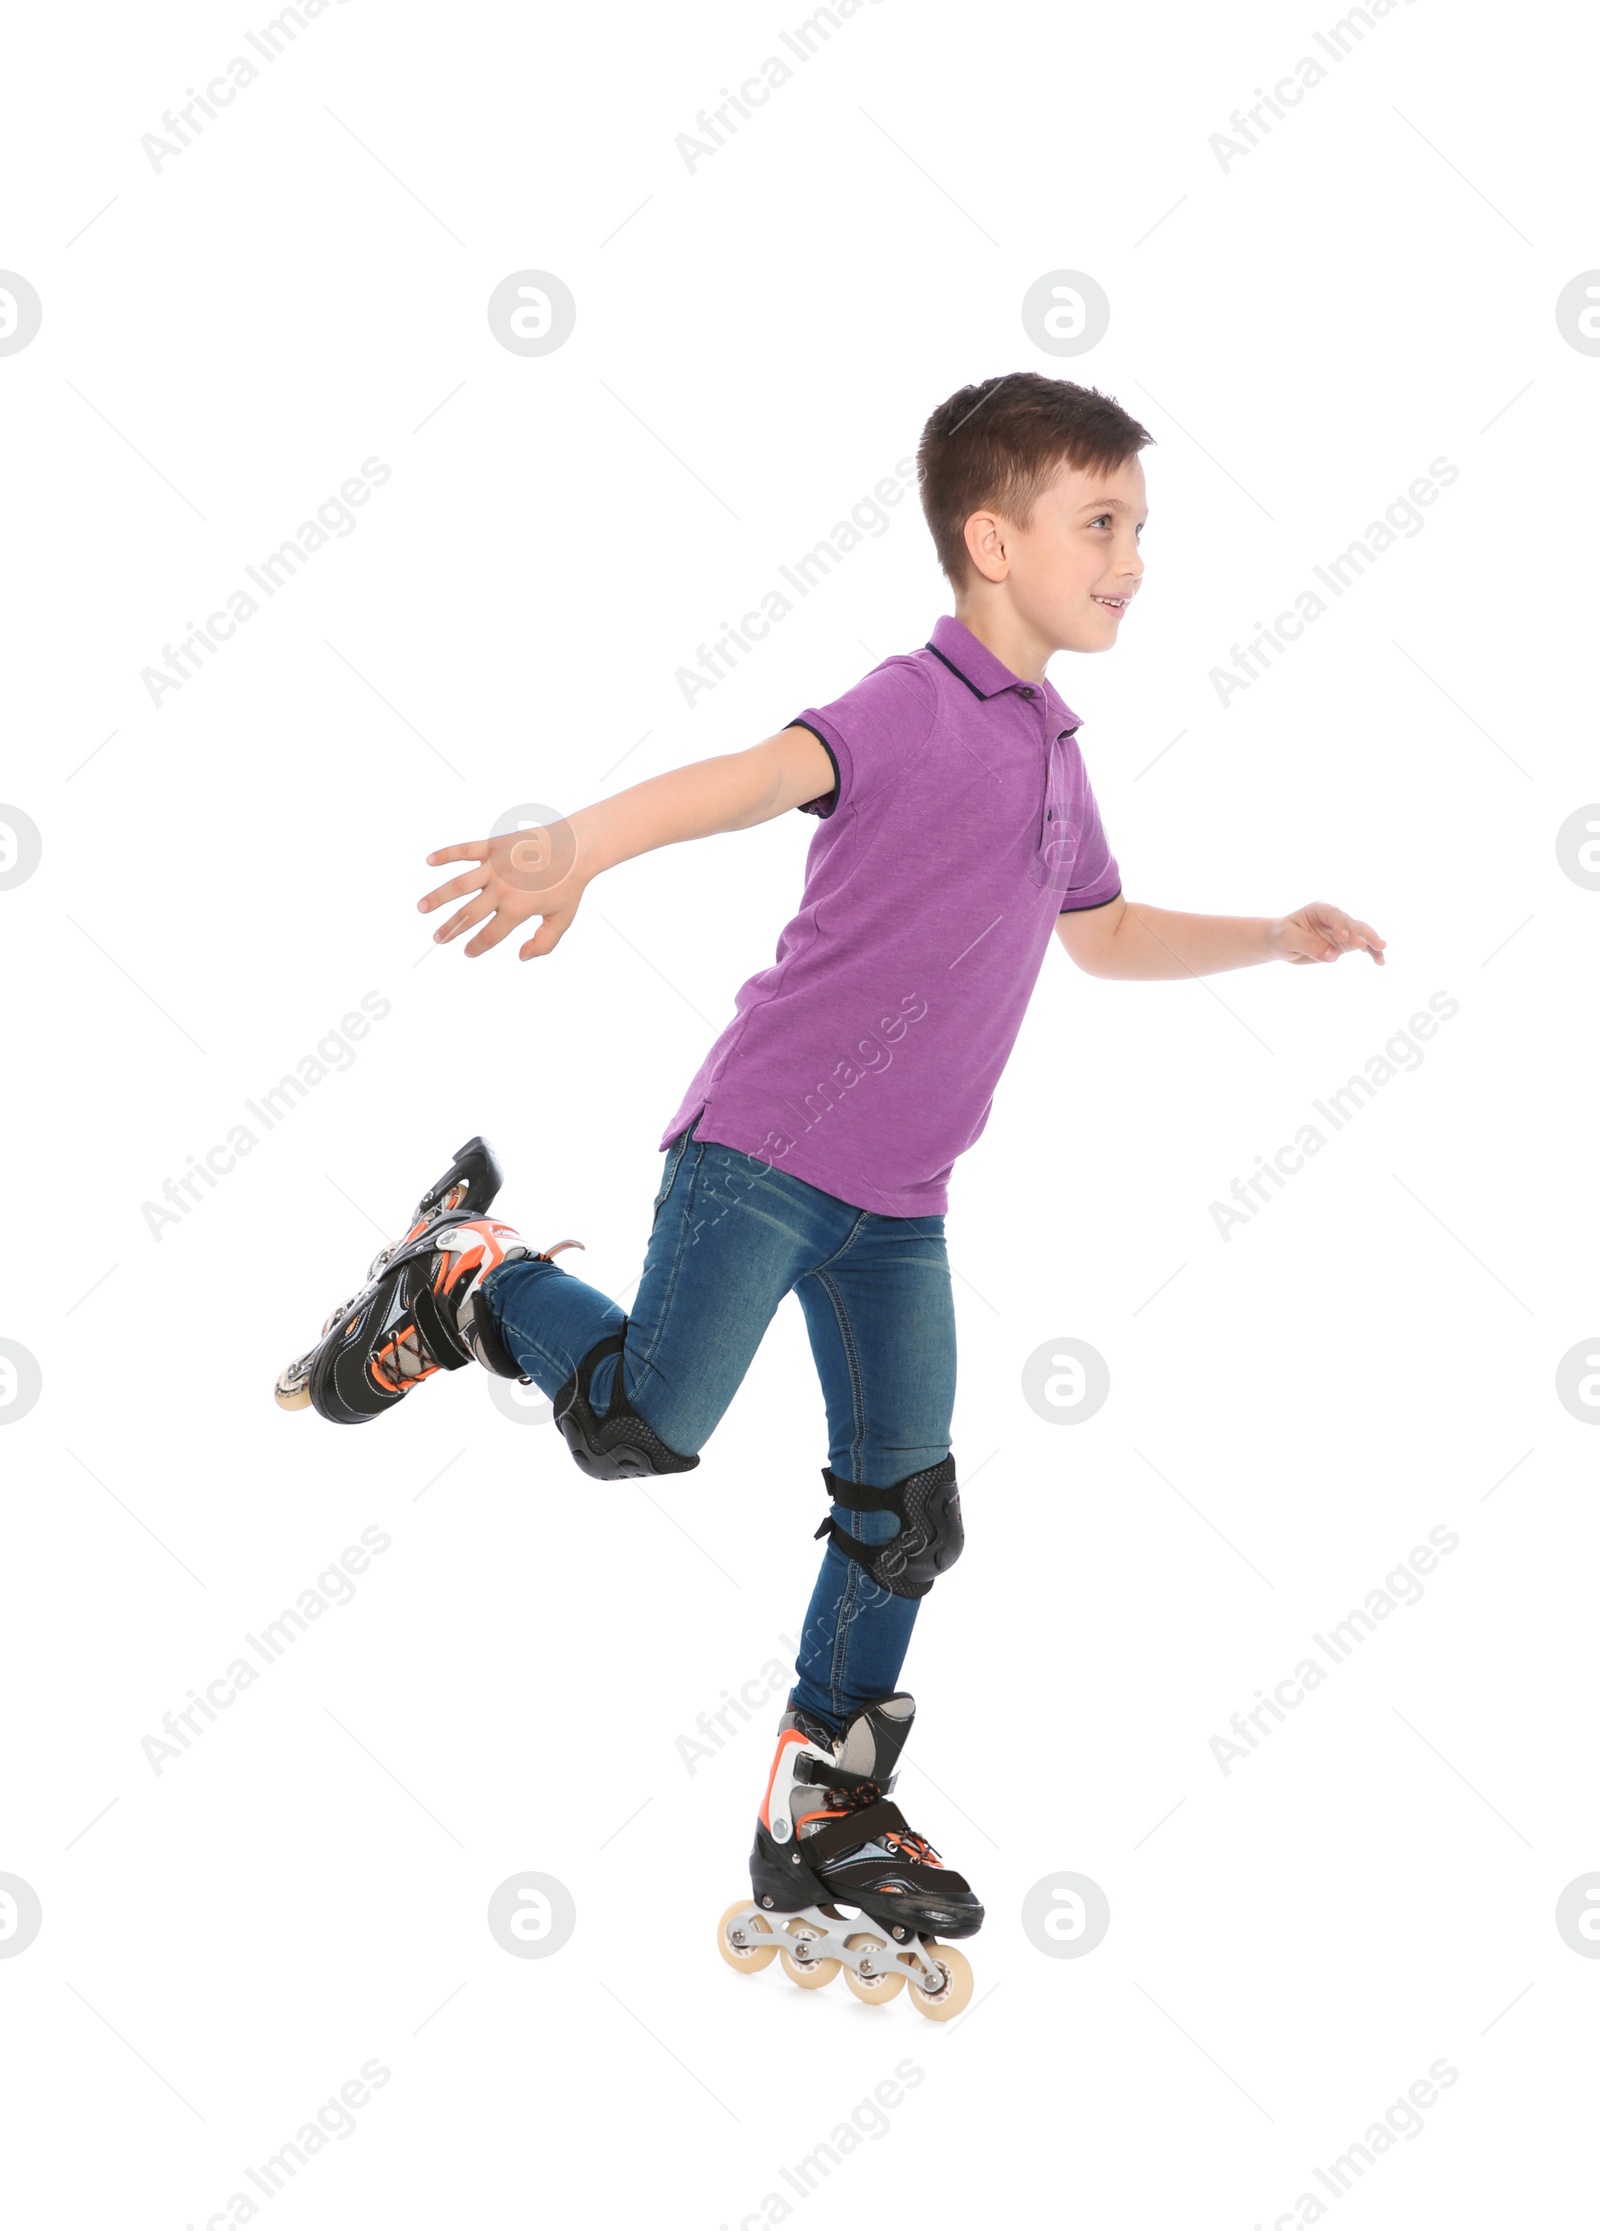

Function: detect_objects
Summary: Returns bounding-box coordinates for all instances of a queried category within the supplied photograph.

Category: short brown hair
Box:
[917,372,1154,586]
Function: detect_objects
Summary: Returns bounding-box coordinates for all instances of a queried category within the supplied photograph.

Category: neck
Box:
[949,593,1052,683]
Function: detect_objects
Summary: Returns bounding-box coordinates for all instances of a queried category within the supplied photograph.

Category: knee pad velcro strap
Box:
[552,1329,700,1482]
[814,1454,963,1600]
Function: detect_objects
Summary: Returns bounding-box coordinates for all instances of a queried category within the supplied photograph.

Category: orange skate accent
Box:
[435,1244,485,1296]
[759,1728,811,1833]
[431,1220,521,1298]
[410,1227,583,1312]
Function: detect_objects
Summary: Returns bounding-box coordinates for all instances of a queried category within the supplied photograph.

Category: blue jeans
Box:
[481,1116,958,1730]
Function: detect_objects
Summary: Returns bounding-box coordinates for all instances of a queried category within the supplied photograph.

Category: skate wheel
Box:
[779,1947,840,1989]
[778,1919,840,1988]
[907,1939,974,2022]
[716,1901,777,1975]
[274,1381,312,1412]
[842,1934,905,2003]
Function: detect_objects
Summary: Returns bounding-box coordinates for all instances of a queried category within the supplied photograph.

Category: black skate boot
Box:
[715,1693,981,2019]
[273,1136,582,1423]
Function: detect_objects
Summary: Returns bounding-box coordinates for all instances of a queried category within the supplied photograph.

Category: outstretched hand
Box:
[418,827,586,960]
[1269,902,1386,966]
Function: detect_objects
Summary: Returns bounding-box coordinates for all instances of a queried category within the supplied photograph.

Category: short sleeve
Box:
[1057,760,1122,913]
[790,723,840,818]
[789,656,937,819]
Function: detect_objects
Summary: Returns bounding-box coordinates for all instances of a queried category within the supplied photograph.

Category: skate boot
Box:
[715,1693,982,2020]
[273,1135,582,1423]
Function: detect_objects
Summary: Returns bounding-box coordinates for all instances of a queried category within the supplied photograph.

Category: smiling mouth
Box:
[1092,594,1132,610]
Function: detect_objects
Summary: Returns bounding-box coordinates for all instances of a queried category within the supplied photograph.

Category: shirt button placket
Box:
[1018,686,1051,862]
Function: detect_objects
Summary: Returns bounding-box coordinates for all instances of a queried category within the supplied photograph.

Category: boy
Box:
[276,372,1384,2020]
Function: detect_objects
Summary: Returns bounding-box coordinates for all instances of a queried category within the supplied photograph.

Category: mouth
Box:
[1092,594,1133,612]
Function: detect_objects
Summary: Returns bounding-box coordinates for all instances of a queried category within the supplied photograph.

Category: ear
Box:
[962,509,1010,584]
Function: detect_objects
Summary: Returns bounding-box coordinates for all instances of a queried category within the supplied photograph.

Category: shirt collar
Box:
[925,614,1081,731]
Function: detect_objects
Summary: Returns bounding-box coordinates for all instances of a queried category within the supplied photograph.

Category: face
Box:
[964,454,1147,654]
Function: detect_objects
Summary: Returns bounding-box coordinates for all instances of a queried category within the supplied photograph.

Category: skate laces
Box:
[370,1318,444,1394]
[802,1778,943,1867]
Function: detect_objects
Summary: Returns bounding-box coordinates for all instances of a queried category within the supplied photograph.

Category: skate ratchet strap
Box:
[801,1797,931,1868]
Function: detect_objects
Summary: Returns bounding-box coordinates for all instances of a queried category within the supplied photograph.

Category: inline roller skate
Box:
[716,1693,981,2020]
[273,1135,580,1422]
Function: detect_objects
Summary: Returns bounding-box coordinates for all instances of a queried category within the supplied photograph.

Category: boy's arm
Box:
[419,725,833,960]
[1055,895,1385,978]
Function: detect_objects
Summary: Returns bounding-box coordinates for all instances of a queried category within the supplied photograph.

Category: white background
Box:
[2,1,1598,2224]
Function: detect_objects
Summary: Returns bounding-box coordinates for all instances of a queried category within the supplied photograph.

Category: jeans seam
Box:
[814,1263,869,1712]
[627,1137,704,1408]
[811,1267,868,1477]
[808,1209,871,1277]
[830,1552,861,1711]
[650,1128,690,1231]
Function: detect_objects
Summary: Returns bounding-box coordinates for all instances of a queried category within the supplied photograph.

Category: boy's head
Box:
[917,372,1154,657]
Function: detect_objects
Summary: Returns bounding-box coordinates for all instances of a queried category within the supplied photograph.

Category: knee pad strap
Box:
[553,1329,700,1481]
[814,1454,963,1600]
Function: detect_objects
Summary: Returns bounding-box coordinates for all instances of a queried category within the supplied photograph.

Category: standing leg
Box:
[788,1211,959,1727]
[720,1215,981,2008]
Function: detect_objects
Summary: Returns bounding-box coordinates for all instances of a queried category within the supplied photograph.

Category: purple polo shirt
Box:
[658,615,1121,1217]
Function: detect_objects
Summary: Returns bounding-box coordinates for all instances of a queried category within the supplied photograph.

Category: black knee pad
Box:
[552,1329,700,1482]
[814,1453,964,1600]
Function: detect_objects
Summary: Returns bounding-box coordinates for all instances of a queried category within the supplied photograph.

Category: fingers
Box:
[1303,904,1387,964]
[424,841,491,868]
[433,894,494,945]
[418,867,489,915]
[519,913,569,962]
[1346,915,1387,964]
[462,905,529,959]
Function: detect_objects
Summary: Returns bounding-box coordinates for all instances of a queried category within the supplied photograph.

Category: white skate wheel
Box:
[779,1919,839,1988]
[716,1901,777,1975]
[843,1933,905,2003]
[908,1940,973,2022]
[779,1947,840,1989]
